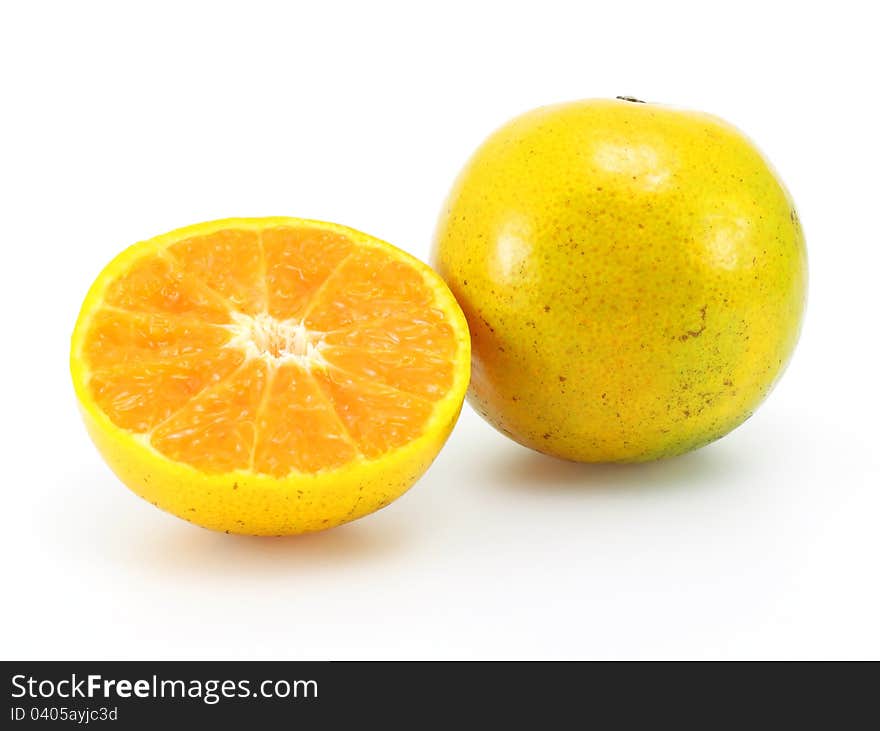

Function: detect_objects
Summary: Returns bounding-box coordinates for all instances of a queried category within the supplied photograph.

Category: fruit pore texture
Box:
[433,98,806,462]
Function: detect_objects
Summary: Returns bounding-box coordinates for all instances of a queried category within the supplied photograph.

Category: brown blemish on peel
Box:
[678,305,707,342]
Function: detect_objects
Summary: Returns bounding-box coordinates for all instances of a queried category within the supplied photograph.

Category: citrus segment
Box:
[311,370,435,459]
[88,349,245,433]
[321,346,454,399]
[168,229,264,315]
[151,359,268,474]
[262,226,354,320]
[252,363,358,477]
[303,247,434,330]
[103,255,231,323]
[83,309,232,366]
[320,307,458,356]
[70,217,470,535]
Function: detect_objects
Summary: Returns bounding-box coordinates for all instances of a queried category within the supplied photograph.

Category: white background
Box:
[2,0,878,660]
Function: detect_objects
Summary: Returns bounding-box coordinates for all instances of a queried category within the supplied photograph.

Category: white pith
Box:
[225,311,329,368]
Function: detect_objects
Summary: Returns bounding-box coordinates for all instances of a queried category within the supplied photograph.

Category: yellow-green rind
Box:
[433,98,806,462]
[71,217,470,535]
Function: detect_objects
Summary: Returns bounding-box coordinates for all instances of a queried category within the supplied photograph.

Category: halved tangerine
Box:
[70,218,470,535]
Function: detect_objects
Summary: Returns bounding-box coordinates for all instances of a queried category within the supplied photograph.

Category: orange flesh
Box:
[82,226,457,476]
